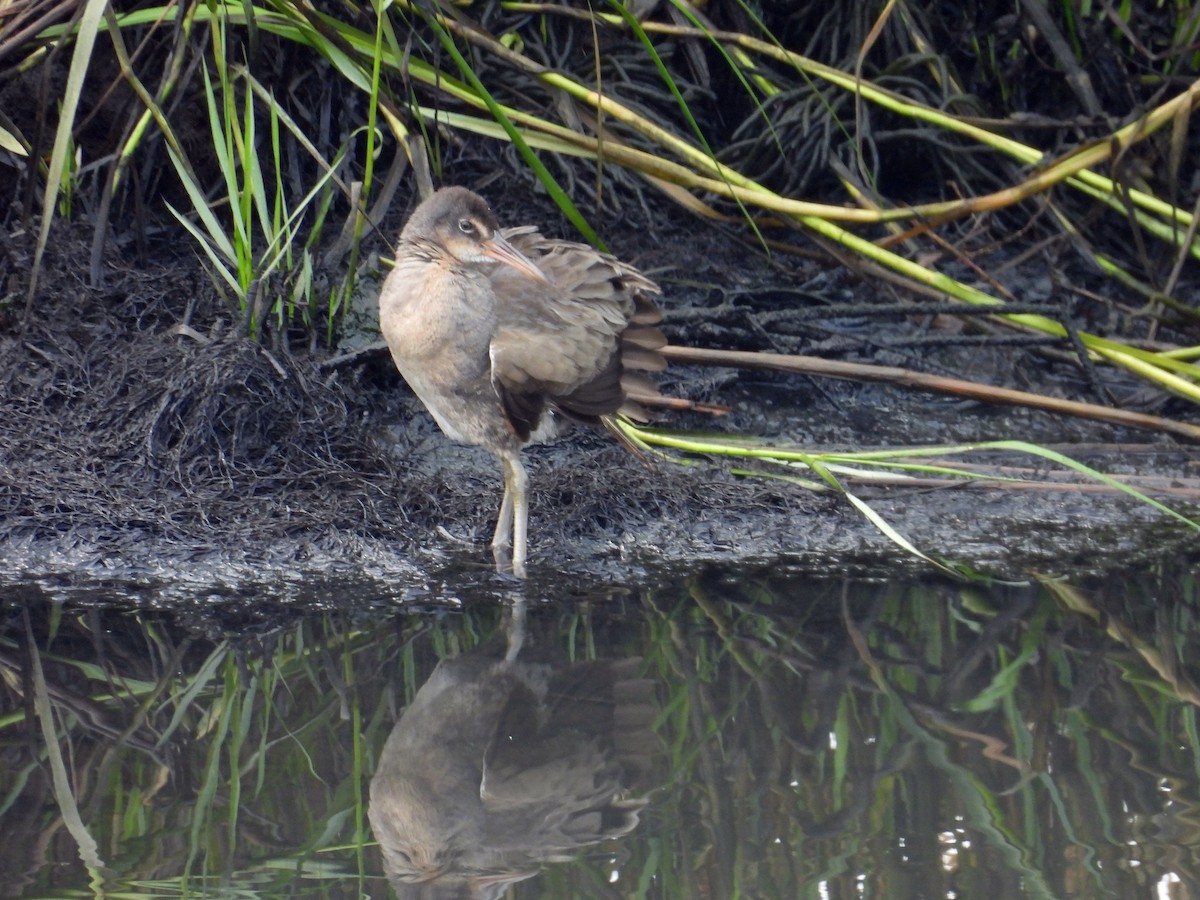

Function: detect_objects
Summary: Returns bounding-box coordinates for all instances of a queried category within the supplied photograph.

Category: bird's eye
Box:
[458,218,475,234]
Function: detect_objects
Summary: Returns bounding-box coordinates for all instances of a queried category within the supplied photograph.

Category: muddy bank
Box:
[2,189,1197,595]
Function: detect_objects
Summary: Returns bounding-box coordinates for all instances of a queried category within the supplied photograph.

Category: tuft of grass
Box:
[164,49,350,338]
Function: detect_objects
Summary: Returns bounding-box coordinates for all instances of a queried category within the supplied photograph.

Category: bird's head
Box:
[402,186,548,284]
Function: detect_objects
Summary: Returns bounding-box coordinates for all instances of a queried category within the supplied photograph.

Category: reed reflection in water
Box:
[0,568,1197,897]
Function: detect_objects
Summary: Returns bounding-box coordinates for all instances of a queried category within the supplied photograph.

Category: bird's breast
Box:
[378,258,512,447]
[381,259,495,357]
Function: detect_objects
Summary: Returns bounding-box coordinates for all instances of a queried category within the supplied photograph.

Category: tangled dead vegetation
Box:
[0,228,420,561]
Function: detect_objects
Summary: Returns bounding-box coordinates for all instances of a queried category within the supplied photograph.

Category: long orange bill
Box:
[481,235,550,283]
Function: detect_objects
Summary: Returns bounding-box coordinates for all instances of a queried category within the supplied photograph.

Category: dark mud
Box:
[2,184,1198,597]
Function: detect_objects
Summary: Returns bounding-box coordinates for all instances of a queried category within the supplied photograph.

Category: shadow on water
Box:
[1,565,1199,898]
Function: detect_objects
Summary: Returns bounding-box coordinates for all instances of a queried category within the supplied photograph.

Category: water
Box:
[2,564,1198,898]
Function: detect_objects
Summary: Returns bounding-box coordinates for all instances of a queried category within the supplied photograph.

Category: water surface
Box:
[2,565,1197,898]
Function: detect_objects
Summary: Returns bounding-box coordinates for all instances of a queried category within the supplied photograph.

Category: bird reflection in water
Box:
[368,603,659,899]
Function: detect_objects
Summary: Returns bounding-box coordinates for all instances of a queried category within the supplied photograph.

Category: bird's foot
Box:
[491,542,527,579]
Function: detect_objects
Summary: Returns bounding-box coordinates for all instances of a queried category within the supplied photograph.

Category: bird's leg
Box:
[504,597,527,661]
[492,475,514,553]
[510,457,529,579]
[492,453,529,578]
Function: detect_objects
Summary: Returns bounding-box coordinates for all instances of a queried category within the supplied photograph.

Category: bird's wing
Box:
[477,660,652,849]
[488,230,666,439]
[488,321,620,441]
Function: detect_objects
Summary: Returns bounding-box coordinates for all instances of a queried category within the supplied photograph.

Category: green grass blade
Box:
[165,201,243,296]
[28,0,109,302]
[971,440,1200,531]
[421,10,605,249]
